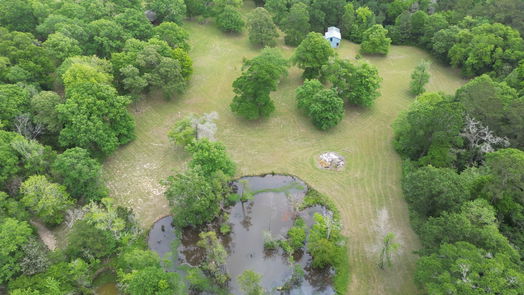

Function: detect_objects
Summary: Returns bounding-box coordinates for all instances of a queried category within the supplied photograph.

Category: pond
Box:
[148,174,336,294]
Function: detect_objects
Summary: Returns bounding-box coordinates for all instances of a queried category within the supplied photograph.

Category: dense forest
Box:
[0,0,523,294]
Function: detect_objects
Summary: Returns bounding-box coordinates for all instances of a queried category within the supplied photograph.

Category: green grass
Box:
[102,2,466,294]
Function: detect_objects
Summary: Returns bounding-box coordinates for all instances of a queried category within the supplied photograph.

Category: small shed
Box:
[324,27,341,48]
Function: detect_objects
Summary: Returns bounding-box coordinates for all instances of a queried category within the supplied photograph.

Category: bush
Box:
[287,223,306,251]
[216,6,244,33]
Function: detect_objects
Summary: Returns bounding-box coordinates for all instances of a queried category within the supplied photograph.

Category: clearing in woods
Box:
[102,4,465,295]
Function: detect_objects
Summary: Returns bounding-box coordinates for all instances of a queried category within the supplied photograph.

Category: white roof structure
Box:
[324,27,341,40]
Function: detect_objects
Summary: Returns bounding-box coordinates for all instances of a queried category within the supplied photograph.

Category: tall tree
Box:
[456,75,523,148]
[187,139,236,177]
[282,2,310,47]
[416,242,524,294]
[393,93,464,166]
[403,165,473,219]
[146,0,187,24]
[0,218,32,284]
[247,7,279,47]
[30,91,64,134]
[324,59,382,107]
[216,6,245,33]
[360,24,391,55]
[292,32,335,79]
[306,89,345,130]
[165,166,229,227]
[58,63,135,156]
[238,270,265,295]
[0,84,30,129]
[20,175,73,225]
[230,48,288,119]
[52,148,107,201]
[409,60,431,96]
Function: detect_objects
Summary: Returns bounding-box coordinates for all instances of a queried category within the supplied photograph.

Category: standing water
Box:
[148,175,335,294]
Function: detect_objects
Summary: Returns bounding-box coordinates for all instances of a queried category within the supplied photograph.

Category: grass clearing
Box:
[103,4,466,294]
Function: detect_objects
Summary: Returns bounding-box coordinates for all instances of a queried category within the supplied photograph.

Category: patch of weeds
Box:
[185,266,229,295]
[226,193,241,206]
[282,263,305,291]
[279,239,294,256]
[252,182,306,194]
[287,218,306,251]
[220,223,231,235]
[263,231,279,250]
[300,189,340,220]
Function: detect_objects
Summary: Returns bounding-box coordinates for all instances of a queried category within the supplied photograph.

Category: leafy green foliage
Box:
[0,29,53,87]
[238,270,264,295]
[247,7,279,47]
[20,175,73,225]
[125,266,185,295]
[30,91,64,134]
[230,48,288,119]
[115,8,153,41]
[448,23,524,78]
[65,220,117,261]
[168,117,196,149]
[308,0,346,33]
[165,166,229,228]
[0,131,22,186]
[0,192,28,222]
[197,231,229,286]
[345,6,376,43]
[0,84,30,129]
[187,139,236,177]
[403,165,473,219]
[295,79,324,111]
[378,233,399,269]
[324,58,382,107]
[409,60,431,96]
[85,19,128,58]
[216,6,245,33]
[307,89,345,130]
[282,3,310,47]
[146,0,187,24]
[287,219,306,250]
[52,148,107,201]
[112,38,191,99]
[415,242,524,294]
[43,33,82,65]
[393,93,464,166]
[296,79,345,130]
[57,81,135,157]
[0,218,32,284]
[456,75,524,149]
[482,149,524,255]
[292,32,334,79]
[307,213,343,269]
[0,0,39,32]
[360,24,391,55]
[419,199,518,257]
[152,22,190,51]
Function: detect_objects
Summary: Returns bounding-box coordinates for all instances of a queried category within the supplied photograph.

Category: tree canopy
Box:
[292,32,334,79]
[230,48,288,119]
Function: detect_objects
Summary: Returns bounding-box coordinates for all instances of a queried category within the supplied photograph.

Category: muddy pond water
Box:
[148,174,335,294]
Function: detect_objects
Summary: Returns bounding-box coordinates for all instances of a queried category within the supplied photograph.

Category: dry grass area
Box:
[103,5,466,294]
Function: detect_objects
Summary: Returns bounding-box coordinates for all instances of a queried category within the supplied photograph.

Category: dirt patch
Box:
[30,220,57,251]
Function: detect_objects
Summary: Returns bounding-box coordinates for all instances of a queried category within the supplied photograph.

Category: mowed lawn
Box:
[102,6,466,295]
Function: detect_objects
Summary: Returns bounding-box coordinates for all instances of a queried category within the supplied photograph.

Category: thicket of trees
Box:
[0,0,194,293]
[394,68,524,294]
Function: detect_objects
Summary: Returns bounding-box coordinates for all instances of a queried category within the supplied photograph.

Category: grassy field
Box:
[103,4,466,294]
